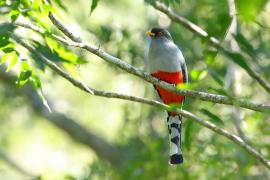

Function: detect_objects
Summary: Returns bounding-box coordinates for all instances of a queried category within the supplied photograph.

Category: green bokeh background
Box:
[0,0,270,179]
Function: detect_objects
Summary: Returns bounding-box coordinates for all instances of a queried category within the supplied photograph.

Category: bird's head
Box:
[146,27,173,41]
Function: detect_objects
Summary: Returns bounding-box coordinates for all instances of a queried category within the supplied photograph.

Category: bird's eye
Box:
[157,32,163,36]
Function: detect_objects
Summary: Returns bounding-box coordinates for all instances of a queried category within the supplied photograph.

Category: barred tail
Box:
[167,115,183,165]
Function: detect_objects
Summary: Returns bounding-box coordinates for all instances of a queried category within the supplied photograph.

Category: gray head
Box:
[146,27,173,41]
[146,27,184,73]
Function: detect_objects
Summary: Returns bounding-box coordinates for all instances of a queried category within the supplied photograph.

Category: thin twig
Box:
[18,14,267,112]
[13,21,270,112]
[12,35,270,169]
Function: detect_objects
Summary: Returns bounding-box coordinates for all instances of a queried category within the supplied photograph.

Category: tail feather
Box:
[167,115,183,165]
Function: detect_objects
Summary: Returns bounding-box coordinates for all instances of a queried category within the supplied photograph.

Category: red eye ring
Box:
[157,32,163,36]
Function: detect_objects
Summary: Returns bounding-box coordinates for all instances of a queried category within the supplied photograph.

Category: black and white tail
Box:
[167,114,183,164]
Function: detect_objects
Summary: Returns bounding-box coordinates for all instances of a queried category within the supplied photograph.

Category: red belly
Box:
[151,71,184,105]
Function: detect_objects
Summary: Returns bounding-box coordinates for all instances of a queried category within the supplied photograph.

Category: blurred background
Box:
[0,0,270,179]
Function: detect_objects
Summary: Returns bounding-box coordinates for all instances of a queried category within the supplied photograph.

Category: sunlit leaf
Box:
[31,73,42,89]
[198,70,208,80]
[0,53,9,65]
[10,9,20,22]
[63,63,81,78]
[16,59,32,86]
[1,51,18,72]
[190,70,201,81]
[6,57,18,72]
[235,0,268,21]
[176,83,198,90]
[17,70,32,86]
[168,103,183,111]
[190,69,208,81]
[20,60,31,70]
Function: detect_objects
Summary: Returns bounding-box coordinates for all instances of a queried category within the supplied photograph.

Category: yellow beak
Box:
[146,31,155,36]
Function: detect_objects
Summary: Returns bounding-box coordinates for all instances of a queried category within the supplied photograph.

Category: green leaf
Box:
[223,50,251,73]
[203,50,218,65]
[0,23,15,35]
[200,109,224,126]
[20,60,31,71]
[63,63,81,78]
[0,53,9,65]
[235,0,268,21]
[31,73,42,89]
[43,38,85,64]
[176,83,198,90]
[89,0,100,15]
[30,74,52,112]
[233,33,256,58]
[1,51,18,71]
[10,0,20,10]
[2,47,14,53]
[10,9,20,22]
[0,35,10,48]
[190,69,208,81]
[190,70,201,81]
[16,59,32,86]
[17,70,32,86]
[6,55,18,72]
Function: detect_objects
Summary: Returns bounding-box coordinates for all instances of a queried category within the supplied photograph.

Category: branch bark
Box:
[12,16,268,112]
[151,1,270,94]
[11,21,270,113]
[10,35,270,169]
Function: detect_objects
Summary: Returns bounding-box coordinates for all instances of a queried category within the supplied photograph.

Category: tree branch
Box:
[151,1,270,94]
[15,14,268,113]
[180,110,270,169]
[12,21,270,113]
[11,35,270,169]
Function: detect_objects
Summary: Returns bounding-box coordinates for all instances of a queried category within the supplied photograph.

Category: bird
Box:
[146,27,188,165]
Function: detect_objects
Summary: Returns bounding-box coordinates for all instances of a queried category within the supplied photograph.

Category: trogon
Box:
[146,27,188,165]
